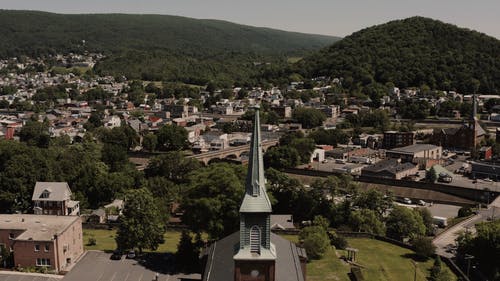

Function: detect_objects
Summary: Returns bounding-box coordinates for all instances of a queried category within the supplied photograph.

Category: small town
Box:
[1,3,499,281]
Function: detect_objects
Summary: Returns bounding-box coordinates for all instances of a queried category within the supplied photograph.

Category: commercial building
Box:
[386,144,442,169]
[0,214,83,273]
[361,159,418,180]
[470,161,500,180]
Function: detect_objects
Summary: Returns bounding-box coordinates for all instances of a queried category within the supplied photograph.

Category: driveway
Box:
[62,251,200,281]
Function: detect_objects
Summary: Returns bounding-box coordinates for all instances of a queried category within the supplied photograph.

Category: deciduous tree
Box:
[116,188,166,253]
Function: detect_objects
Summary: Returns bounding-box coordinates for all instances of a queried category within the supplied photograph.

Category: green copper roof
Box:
[239,105,272,213]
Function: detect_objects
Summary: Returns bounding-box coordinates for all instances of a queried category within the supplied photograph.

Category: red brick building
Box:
[0,214,83,273]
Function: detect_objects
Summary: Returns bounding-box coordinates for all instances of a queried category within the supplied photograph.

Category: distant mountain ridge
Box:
[0,10,339,57]
[298,16,500,94]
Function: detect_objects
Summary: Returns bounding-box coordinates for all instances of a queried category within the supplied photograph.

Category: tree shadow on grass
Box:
[401,253,430,263]
[137,252,201,275]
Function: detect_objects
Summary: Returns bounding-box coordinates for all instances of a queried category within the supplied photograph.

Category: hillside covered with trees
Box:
[0,10,339,86]
[297,16,500,94]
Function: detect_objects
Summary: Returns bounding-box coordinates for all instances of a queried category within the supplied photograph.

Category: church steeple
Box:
[239,105,273,213]
[234,105,276,264]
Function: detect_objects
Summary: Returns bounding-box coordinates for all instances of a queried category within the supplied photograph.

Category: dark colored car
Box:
[110,249,123,260]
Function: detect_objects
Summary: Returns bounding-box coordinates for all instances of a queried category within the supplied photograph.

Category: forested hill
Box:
[0,10,337,57]
[298,17,500,94]
[0,10,339,85]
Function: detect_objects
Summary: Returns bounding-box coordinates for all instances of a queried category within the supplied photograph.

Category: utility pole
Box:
[465,254,474,278]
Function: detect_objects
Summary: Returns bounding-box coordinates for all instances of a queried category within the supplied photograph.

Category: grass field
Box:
[84,229,456,280]
[281,236,457,281]
[83,228,181,253]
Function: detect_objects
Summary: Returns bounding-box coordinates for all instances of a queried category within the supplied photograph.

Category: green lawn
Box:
[84,229,456,281]
[83,228,181,253]
[281,236,456,281]
[345,238,452,281]
[307,246,351,281]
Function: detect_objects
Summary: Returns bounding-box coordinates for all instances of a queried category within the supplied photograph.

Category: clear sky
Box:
[1,0,499,39]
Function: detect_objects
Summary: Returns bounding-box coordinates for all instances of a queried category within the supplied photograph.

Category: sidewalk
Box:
[0,270,63,279]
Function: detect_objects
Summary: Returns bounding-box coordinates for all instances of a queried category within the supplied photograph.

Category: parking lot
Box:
[62,251,200,281]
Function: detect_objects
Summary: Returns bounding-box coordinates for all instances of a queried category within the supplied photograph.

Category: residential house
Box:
[270,105,292,118]
[270,215,296,231]
[32,182,80,216]
[103,115,121,128]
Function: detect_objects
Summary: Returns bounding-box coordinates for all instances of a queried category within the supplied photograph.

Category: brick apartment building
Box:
[0,214,83,273]
[383,131,416,149]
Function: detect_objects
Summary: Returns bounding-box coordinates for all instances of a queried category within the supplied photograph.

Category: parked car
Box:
[417,200,426,206]
[127,250,136,259]
[402,198,412,204]
[110,249,123,260]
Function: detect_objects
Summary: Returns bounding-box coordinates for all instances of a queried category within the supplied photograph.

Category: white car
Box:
[402,198,412,204]
[127,250,136,259]
[417,200,426,206]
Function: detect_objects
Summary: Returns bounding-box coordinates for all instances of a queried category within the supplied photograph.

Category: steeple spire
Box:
[234,105,275,262]
[472,93,477,120]
[245,105,266,197]
[239,105,272,213]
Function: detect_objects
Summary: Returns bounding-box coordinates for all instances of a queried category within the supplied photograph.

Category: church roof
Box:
[202,232,306,281]
[239,105,272,213]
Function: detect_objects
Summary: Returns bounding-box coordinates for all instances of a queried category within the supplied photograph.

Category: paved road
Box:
[433,204,499,258]
[62,251,200,281]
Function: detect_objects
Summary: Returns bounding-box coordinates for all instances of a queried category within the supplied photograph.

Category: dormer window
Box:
[40,189,51,199]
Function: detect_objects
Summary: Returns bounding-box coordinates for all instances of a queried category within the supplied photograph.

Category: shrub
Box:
[458,206,473,218]
[412,236,435,259]
[87,237,97,246]
[300,226,329,260]
[328,231,348,250]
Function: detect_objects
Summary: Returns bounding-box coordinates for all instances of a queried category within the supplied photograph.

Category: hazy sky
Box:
[1,0,499,38]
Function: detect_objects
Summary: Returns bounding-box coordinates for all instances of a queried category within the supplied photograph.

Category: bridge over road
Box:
[186,139,278,165]
[130,139,278,169]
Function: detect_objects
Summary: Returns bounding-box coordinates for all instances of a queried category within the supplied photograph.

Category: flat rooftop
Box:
[388,144,440,154]
[0,214,79,241]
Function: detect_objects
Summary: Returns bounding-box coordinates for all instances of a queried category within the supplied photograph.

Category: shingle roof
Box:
[203,232,305,281]
[32,182,72,201]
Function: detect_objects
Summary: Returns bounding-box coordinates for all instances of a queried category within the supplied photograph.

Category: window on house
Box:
[34,244,40,252]
[9,233,14,239]
[44,244,50,252]
[40,190,50,199]
[250,225,261,254]
[36,258,51,266]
